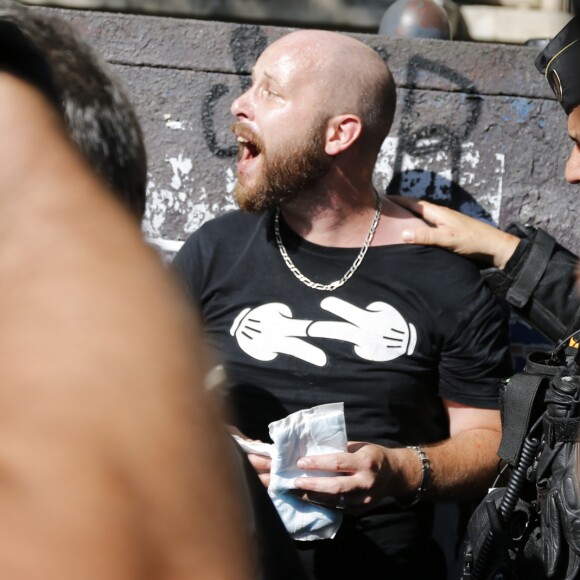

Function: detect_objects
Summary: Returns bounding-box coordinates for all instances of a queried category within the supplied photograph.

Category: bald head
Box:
[265,30,396,154]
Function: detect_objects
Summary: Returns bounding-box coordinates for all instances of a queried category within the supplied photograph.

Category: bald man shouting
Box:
[174,30,512,579]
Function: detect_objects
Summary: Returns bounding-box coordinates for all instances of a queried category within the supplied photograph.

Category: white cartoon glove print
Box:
[231,298,416,366]
[230,303,327,366]
[308,297,416,362]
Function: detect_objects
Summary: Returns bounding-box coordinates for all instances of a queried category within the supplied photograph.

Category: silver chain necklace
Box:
[274,194,382,292]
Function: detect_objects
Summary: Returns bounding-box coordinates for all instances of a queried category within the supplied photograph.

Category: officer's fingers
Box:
[401,226,456,248]
[389,196,445,222]
[390,196,470,230]
[388,195,428,214]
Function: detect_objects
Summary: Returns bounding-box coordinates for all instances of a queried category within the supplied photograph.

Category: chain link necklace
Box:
[274,193,382,291]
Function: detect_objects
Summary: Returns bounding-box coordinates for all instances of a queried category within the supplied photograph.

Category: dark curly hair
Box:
[0,0,147,220]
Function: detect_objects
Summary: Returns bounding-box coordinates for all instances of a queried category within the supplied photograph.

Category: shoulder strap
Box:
[498,372,548,465]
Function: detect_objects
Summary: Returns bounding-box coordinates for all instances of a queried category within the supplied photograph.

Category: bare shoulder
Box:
[374,196,431,245]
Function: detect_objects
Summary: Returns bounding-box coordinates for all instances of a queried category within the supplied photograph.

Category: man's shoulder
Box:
[425,245,481,269]
[187,210,266,244]
[398,243,483,276]
[175,210,269,268]
[200,210,263,232]
[391,245,496,309]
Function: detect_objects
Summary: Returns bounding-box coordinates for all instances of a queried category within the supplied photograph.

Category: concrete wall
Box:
[27,0,393,30]
[22,0,578,43]
[37,7,577,260]
[31,4,576,335]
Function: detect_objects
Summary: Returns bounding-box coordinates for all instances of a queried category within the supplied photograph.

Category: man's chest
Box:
[201,274,440,377]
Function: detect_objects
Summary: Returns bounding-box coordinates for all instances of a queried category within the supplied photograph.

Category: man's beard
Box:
[233,120,333,213]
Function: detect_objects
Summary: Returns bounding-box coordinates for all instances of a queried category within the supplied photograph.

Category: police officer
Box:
[394,16,580,345]
[395,19,580,578]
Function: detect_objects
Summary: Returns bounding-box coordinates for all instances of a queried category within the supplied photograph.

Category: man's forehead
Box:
[255,41,321,84]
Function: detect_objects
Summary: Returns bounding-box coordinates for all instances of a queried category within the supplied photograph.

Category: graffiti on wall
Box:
[144,38,507,248]
[143,25,269,249]
[374,138,504,223]
[201,25,268,159]
[143,30,505,229]
[381,55,501,223]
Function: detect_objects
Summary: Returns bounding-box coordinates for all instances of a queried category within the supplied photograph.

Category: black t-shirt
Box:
[175,210,510,440]
[173,209,512,579]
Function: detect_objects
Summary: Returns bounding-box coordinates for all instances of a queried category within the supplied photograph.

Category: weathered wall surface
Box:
[26,0,393,30]
[36,7,577,264]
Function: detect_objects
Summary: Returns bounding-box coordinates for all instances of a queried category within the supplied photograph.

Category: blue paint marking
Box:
[511,99,534,124]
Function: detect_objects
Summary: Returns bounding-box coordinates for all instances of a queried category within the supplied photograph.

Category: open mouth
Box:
[236,135,261,163]
[233,123,263,172]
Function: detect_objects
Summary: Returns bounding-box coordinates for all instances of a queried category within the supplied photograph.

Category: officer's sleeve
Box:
[484,224,580,343]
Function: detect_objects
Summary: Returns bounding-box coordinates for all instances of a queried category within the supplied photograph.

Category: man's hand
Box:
[292,442,415,511]
[248,454,272,487]
[292,402,502,510]
[389,196,520,270]
[229,426,273,487]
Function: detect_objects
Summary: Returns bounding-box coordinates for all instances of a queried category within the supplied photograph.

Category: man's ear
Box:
[324,114,362,156]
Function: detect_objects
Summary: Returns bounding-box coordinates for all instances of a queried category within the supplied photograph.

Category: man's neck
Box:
[278,191,432,250]
[279,180,379,248]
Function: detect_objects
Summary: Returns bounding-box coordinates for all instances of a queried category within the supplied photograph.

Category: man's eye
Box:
[263,88,279,98]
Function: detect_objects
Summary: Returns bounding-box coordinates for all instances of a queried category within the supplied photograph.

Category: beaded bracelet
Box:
[399,445,431,508]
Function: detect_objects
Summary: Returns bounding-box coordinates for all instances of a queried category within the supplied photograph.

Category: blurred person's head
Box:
[0,0,147,220]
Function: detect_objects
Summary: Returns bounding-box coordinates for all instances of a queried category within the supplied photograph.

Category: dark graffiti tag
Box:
[395,55,481,178]
[201,33,492,222]
[202,83,236,158]
[388,55,490,219]
[201,25,268,158]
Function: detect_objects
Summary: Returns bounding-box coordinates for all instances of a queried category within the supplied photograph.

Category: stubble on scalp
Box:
[327,39,396,155]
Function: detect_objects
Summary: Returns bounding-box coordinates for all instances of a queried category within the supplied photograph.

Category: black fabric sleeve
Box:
[438,279,512,409]
[172,232,205,311]
[484,224,580,342]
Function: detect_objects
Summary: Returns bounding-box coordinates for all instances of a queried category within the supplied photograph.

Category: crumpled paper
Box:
[234,402,347,541]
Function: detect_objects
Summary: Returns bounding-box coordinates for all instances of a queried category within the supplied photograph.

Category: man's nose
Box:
[230,89,253,119]
[565,144,580,184]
